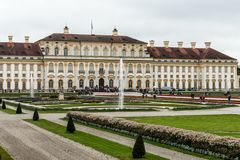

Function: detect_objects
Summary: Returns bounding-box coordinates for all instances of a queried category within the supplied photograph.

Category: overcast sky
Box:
[0,0,240,61]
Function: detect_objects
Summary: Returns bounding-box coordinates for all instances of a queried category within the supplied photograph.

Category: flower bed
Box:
[67,112,240,159]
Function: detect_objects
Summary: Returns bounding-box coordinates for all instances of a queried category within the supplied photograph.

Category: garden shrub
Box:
[66,116,76,133]
[132,134,146,158]
[2,101,6,109]
[16,103,22,114]
[33,109,39,121]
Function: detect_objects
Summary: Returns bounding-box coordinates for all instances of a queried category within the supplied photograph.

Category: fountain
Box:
[30,73,34,98]
[118,58,124,109]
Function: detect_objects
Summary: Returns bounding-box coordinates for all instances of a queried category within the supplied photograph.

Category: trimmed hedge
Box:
[67,112,240,159]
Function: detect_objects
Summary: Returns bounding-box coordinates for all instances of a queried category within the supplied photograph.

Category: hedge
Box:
[67,112,240,159]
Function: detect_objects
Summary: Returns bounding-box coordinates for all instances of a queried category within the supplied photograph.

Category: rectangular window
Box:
[7,81,11,89]
[22,81,26,90]
[23,64,26,71]
[30,64,34,71]
[37,65,41,71]
[0,64,2,71]
[15,82,19,90]
[15,64,18,71]
[7,64,11,71]
[37,81,41,90]
[0,81,2,90]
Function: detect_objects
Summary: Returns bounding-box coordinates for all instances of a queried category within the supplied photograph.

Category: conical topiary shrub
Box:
[66,116,76,133]
[33,109,39,121]
[16,103,22,114]
[132,134,146,158]
[2,101,6,109]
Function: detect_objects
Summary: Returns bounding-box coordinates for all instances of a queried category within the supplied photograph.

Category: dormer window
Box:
[45,47,49,55]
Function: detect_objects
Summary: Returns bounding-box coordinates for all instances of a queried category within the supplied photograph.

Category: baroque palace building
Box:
[0,26,239,92]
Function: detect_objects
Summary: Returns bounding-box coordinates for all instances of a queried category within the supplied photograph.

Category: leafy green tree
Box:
[66,116,76,133]
[16,103,22,114]
[33,109,39,121]
[2,101,6,109]
[132,134,146,158]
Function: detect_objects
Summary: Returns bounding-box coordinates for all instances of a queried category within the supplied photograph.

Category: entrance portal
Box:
[99,78,104,91]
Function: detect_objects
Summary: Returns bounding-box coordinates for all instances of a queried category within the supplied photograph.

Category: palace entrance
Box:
[99,78,104,91]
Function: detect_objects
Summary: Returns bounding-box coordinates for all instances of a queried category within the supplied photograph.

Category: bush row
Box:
[67,112,240,159]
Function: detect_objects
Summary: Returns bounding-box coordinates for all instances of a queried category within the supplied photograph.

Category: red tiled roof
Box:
[0,42,42,56]
[39,33,147,44]
[147,47,236,60]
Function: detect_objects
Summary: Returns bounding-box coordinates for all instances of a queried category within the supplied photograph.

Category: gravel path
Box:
[0,112,116,160]
[46,117,204,160]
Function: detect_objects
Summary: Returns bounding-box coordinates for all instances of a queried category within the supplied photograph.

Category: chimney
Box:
[112,27,118,36]
[163,41,169,48]
[149,40,155,47]
[205,42,211,48]
[8,35,13,43]
[64,26,69,34]
[190,42,196,49]
[177,41,183,48]
[25,36,30,43]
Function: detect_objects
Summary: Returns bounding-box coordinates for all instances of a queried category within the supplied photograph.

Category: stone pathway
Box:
[0,111,116,160]
[47,116,203,160]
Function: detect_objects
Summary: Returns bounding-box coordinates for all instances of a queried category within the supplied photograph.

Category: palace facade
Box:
[0,26,239,92]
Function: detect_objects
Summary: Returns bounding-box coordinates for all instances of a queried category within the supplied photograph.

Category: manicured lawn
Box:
[66,118,219,160]
[0,108,16,114]
[25,119,167,160]
[0,146,13,160]
[126,114,240,138]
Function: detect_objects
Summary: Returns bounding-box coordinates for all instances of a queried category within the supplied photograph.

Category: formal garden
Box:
[0,91,240,160]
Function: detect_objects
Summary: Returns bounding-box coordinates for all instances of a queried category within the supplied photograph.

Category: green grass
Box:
[126,114,240,138]
[65,118,220,160]
[25,119,167,160]
[0,146,13,160]
[0,108,16,114]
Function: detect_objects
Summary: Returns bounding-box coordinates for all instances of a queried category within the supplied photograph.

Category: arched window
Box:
[93,47,99,56]
[64,47,68,56]
[139,50,143,57]
[68,63,73,73]
[74,47,78,56]
[146,80,150,88]
[111,47,117,56]
[109,79,114,88]
[58,63,63,73]
[137,80,141,89]
[146,64,150,73]
[79,63,84,72]
[129,80,133,88]
[45,47,49,55]
[89,63,94,71]
[131,49,135,57]
[49,63,54,72]
[99,63,104,74]
[103,47,108,56]
[83,46,89,56]
[79,79,84,88]
[58,80,63,90]
[49,80,54,89]
[54,47,59,55]
[137,64,141,73]
[122,49,126,57]
[89,79,94,88]
[68,80,73,89]
[128,64,133,73]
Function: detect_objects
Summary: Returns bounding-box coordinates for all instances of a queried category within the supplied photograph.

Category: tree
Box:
[66,116,76,133]
[132,134,146,158]
[0,98,2,104]
[33,109,39,121]
[16,103,22,114]
[2,101,6,109]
